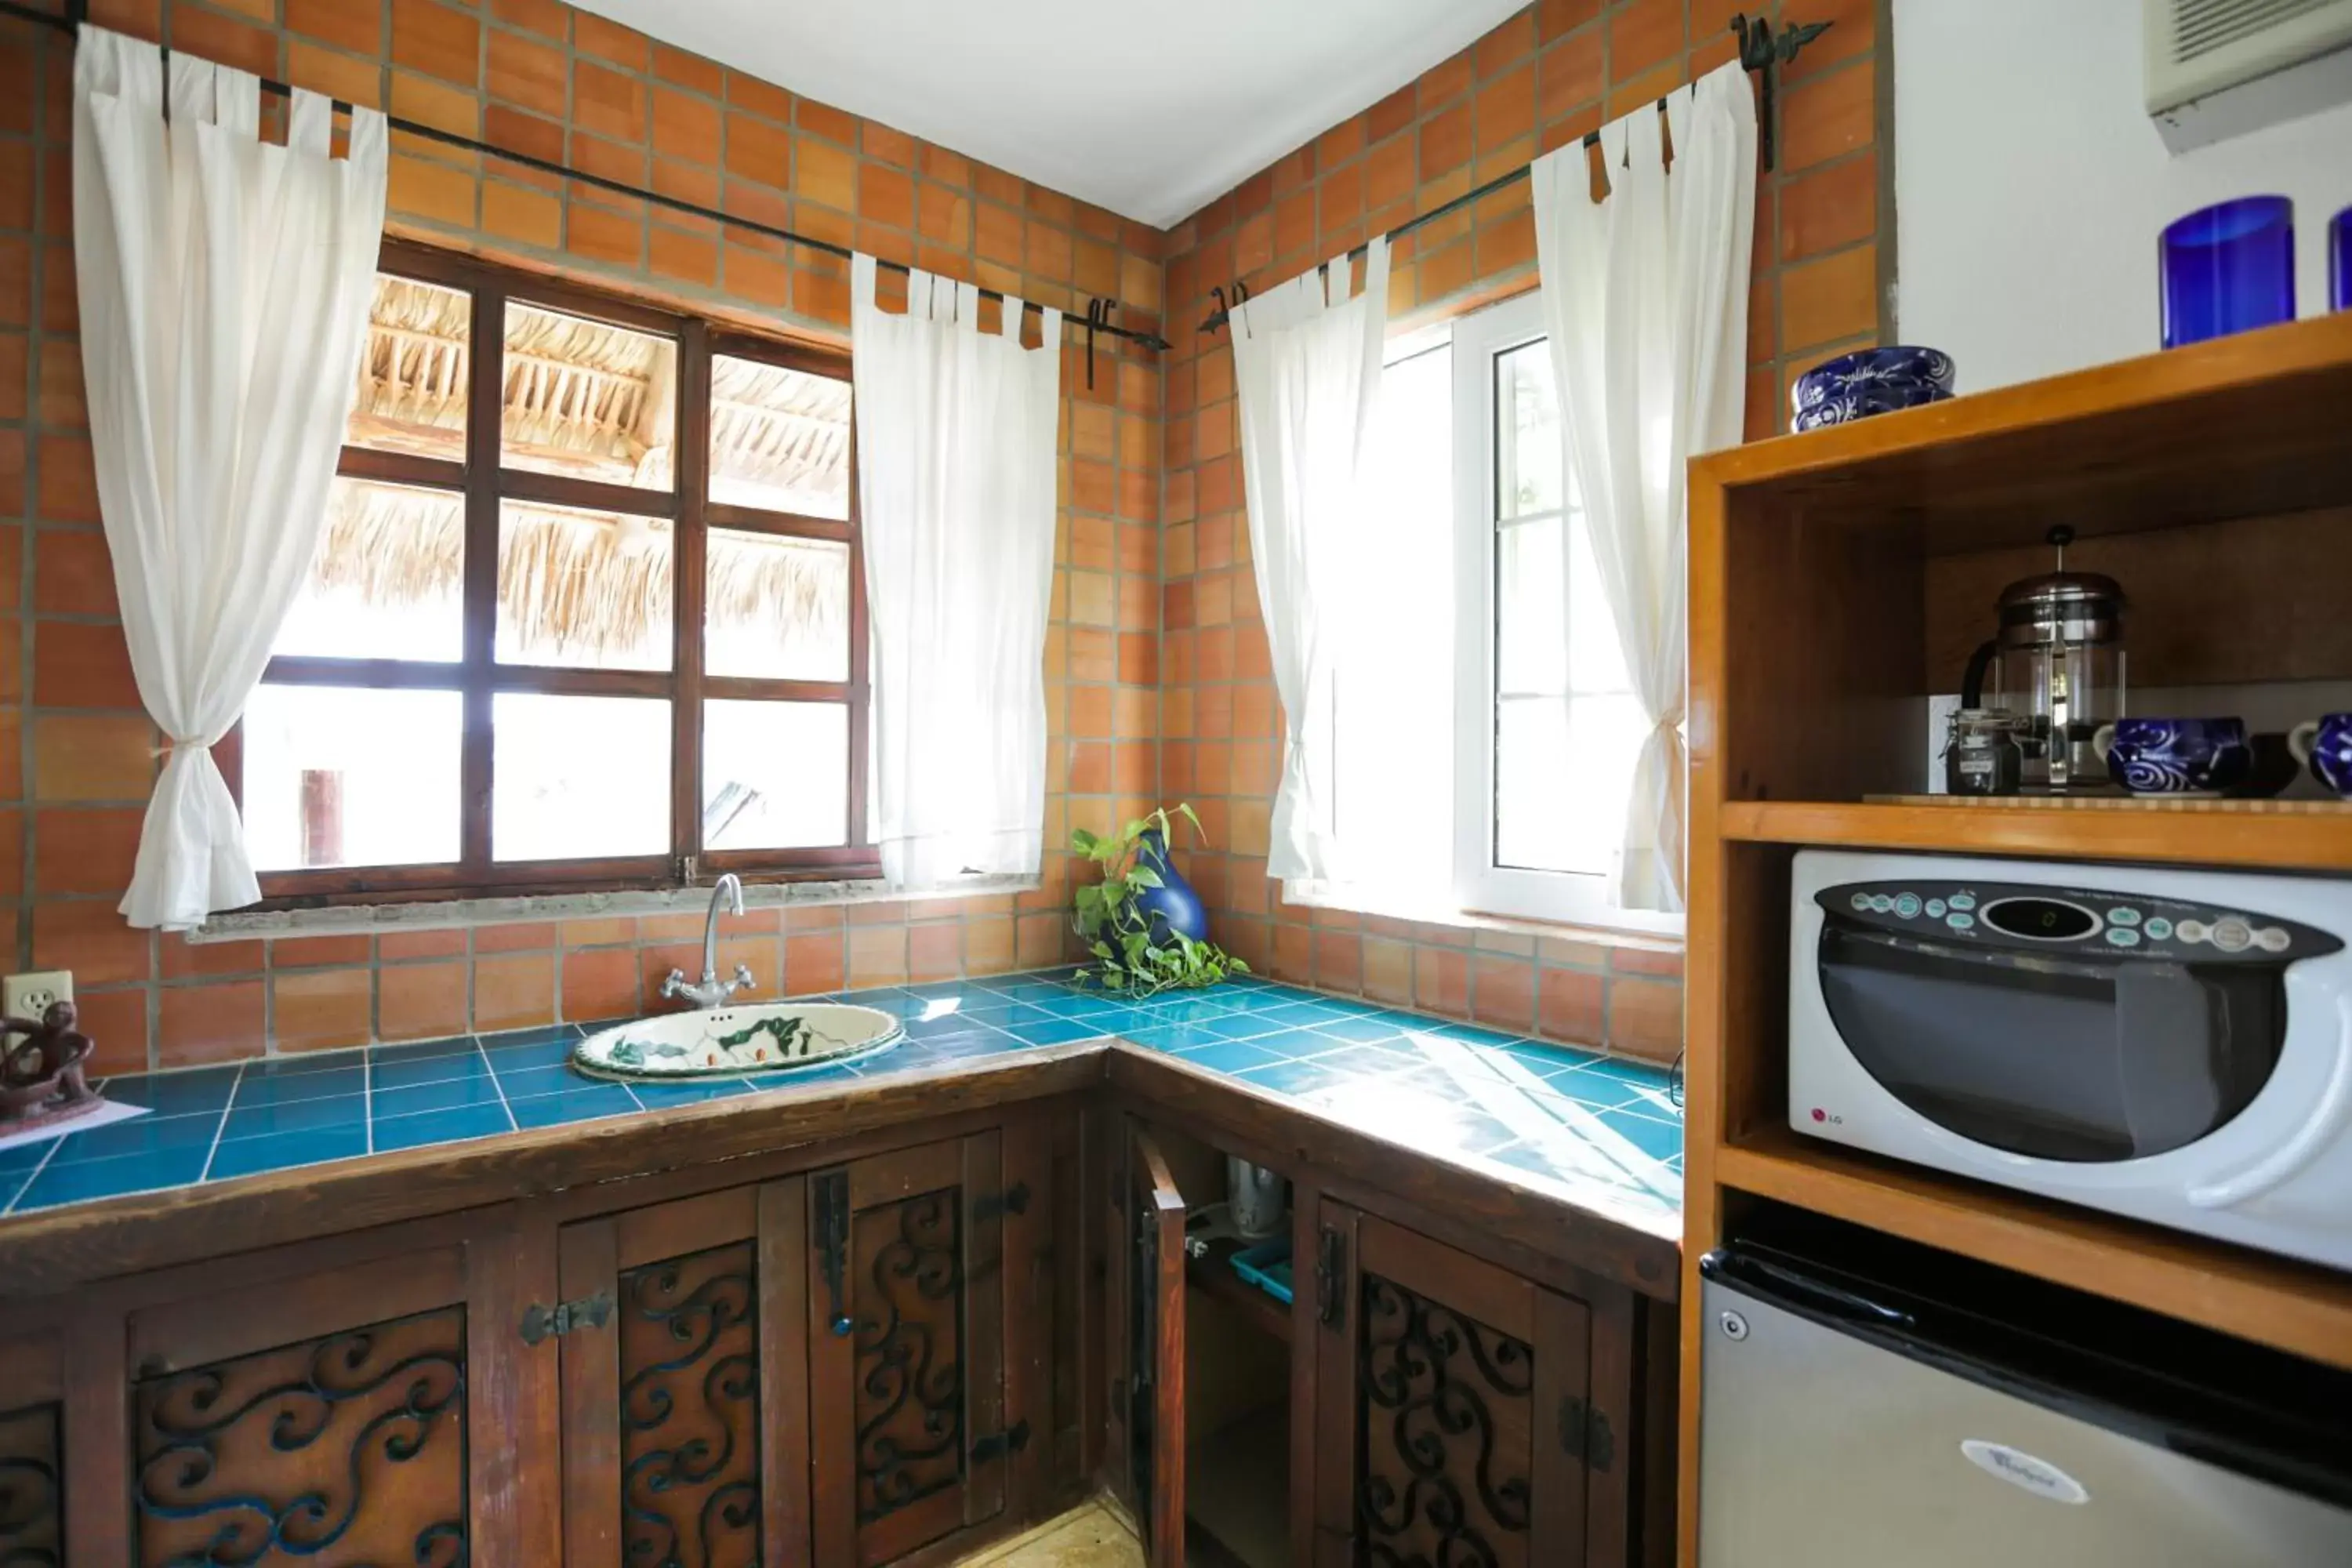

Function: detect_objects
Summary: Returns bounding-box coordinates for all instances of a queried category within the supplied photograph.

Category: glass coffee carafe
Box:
[1960,526,2127,792]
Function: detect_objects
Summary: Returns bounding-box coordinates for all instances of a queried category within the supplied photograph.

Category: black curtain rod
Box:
[1198,11,1829,336]
[0,0,1174,352]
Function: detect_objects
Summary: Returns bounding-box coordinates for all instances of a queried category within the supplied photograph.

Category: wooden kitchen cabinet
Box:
[1305,1200,1625,1568]
[1106,1110,1649,1568]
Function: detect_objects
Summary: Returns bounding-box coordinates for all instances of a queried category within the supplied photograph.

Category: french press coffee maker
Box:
[1959,526,2127,792]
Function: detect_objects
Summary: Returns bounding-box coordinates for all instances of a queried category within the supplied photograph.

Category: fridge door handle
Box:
[2190,993,2352,1210]
[1733,1254,1915,1329]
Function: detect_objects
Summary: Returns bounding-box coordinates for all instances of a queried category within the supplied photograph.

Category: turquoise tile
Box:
[983,979,1077,1004]
[1168,1038,1286,1076]
[1120,1023,1223,1054]
[1194,1011,1291,1041]
[1000,1017,1106,1047]
[1421,1021,1527,1050]
[477,1025,586,1058]
[372,1073,507,1120]
[479,1036,579,1069]
[902,1010,1002,1040]
[15,1145,209,1210]
[45,1109,223,1165]
[373,1102,516,1152]
[100,1065,241,1116]
[1251,1000,1356,1028]
[491,1062,591,1100]
[1301,1042,1424,1080]
[956,1003,1056,1029]
[1595,1109,1682,1163]
[370,1034,479,1064]
[0,1139,52,1177]
[230,1065,368,1106]
[220,1094,368,1141]
[1030,993,1131,1020]
[1143,994,1250,1024]
[241,1049,368,1079]
[507,1084,640,1129]
[371,1049,488,1091]
[208,1125,368,1180]
[1232,1028,1345,1061]
[742,1060,867,1090]
[1232,1056,1359,1098]
[1306,1014,1406,1047]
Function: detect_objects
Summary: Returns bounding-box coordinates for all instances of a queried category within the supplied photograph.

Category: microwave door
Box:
[2114,960,2226,1155]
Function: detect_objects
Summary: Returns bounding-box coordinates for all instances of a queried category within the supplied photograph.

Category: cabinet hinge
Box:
[973,1181,1031,1223]
[1315,1225,1347,1328]
[970,1418,1032,1465]
[518,1290,613,1345]
[1559,1396,1615,1473]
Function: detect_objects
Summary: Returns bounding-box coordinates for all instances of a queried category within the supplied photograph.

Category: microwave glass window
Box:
[1815,924,2286,1161]
[1984,897,2098,942]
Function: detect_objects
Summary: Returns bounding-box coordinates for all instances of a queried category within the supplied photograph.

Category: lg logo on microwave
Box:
[1961,1440,2091,1505]
[1809,1107,1845,1126]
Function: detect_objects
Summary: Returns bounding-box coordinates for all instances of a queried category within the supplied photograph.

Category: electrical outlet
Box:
[4,970,74,1021]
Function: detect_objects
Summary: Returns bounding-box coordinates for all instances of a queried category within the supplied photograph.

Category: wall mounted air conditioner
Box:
[2146,0,2352,150]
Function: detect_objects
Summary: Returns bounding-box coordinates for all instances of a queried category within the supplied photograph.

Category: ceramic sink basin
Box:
[572,1001,902,1081]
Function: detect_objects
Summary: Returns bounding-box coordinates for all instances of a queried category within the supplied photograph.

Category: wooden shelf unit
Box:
[1679,310,2352,1566]
[1715,1127,2352,1373]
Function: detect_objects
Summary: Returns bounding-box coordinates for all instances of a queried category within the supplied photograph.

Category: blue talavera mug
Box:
[2095,717,2252,796]
[2289,713,2352,796]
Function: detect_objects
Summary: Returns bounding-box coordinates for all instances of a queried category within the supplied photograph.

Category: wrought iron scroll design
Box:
[132,1310,467,1568]
[619,1243,760,1568]
[1356,1274,1534,1568]
[853,1186,964,1524]
[0,1402,62,1568]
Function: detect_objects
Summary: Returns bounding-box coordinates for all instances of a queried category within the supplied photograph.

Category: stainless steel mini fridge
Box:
[1697,1214,2352,1566]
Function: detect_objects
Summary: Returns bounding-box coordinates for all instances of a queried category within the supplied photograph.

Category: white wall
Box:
[1895,0,2352,393]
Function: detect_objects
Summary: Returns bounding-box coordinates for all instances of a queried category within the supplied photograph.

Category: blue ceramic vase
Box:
[1132,828,1208,944]
[2097,717,2252,797]
[2290,713,2352,797]
[1791,347,1957,432]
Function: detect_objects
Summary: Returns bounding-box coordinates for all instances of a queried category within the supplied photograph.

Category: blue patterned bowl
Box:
[1793,386,1952,432]
[1791,347,1957,426]
[2098,717,2252,797]
[2290,713,2352,796]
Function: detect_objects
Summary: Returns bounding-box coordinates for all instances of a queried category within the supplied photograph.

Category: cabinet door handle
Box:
[1315,1225,1347,1328]
[815,1168,853,1337]
[518,1290,613,1345]
[1559,1396,1615,1473]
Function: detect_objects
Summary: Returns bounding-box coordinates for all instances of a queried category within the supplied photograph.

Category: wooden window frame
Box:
[243,239,877,905]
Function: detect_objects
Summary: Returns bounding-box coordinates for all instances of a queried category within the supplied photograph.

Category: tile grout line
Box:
[196,1061,248,1185]
[475,1036,522,1134]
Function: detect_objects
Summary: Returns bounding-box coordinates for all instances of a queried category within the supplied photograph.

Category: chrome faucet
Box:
[661,873,757,1008]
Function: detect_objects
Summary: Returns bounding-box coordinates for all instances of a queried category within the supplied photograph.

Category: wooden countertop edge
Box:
[0,1036,1686,1301]
[0,1042,1106,1298]
[1103,1046,1682,1303]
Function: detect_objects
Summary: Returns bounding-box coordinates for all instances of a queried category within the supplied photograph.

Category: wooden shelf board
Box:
[1185,1246,1291,1345]
[1720,799,2352,870]
[1713,1128,2352,1372]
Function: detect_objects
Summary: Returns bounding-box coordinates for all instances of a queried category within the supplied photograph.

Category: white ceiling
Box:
[568,0,1528,230]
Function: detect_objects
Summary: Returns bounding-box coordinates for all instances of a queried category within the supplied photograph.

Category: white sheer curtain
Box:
[850,256,1061,890]
[1231,238,1392,885]
[1530,61,1755,913]
[73,25,388,931]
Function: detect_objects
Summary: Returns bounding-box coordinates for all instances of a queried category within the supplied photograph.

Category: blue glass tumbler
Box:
[2160,195,2295,348]
[2333,207,2351,313]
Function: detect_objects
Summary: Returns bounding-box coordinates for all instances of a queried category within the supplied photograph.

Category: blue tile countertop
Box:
[0,970,1682,1232]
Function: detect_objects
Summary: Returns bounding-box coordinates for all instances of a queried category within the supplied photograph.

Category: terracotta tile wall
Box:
[1155,0,1888,1065]
[0,0,1166,1071]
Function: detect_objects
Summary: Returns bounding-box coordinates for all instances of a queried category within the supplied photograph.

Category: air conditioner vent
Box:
[2171,0,2336,60]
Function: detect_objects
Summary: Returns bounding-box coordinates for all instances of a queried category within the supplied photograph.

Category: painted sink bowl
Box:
[573,1002,902,1081]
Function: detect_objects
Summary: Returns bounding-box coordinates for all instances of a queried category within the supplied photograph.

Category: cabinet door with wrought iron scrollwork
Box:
[554,1178,810,1568]
[129,1301,470,1566]
[0,1398,63,1566]
[1308,1203,1606,1568]
[808,1131,1026,1568]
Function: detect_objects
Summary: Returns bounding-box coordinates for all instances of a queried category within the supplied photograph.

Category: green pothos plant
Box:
[1069,804,1249,999]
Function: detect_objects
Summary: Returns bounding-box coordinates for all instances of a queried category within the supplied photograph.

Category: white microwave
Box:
[1789,850,2352,1272]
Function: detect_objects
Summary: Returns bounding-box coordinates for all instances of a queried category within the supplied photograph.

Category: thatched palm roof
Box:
[351,278,849,511]
[316,481,847,663]
[328,278,854,660]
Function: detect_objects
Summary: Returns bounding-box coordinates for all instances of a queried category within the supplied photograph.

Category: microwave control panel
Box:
[1816,880,2345,964]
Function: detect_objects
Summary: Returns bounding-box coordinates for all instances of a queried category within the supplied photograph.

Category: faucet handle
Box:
[730,964,756,995]
[660,967,688,999]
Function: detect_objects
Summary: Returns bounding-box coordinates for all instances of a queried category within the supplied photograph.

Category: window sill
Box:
[1279,882,1685,956]
[189,873,1043,944]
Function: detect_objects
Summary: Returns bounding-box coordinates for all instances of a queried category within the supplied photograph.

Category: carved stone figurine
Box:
[0,1000,101,1131]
